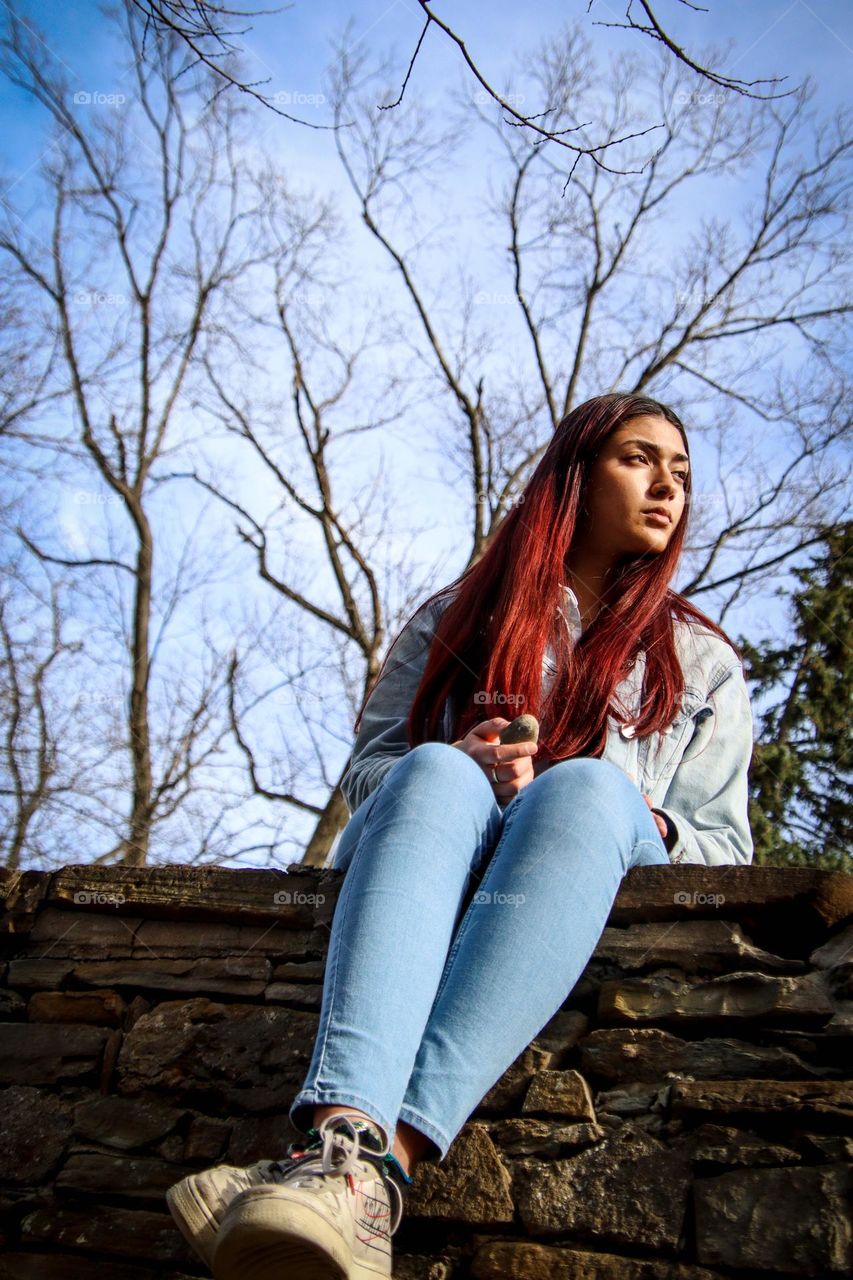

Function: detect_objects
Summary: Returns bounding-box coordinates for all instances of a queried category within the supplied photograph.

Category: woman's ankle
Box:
[393,1119,433,1175]
[309,1106,433,1176]
[312,1105,397,1160]
[391,1139,414,1177]
[312,1104,376,1131]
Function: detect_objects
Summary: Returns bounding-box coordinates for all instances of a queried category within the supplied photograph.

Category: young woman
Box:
[168,392,755,1280]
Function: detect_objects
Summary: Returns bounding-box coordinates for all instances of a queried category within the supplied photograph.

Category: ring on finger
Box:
[491,764,500,784]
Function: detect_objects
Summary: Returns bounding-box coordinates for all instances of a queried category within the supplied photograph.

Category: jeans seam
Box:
[307,753,496,1113]
[426,796,522,1011]
[632,837,669,859]
[333,786,382,870]
[395,1103,451,1158]
[320,780,398,1068]
[305,819,367,1092]
[429,784,662,1014]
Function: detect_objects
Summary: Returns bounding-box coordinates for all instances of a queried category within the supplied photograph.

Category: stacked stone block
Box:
[1,864,851,1278]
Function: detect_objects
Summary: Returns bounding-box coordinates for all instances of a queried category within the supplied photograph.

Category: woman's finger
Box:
[469,718,511,740]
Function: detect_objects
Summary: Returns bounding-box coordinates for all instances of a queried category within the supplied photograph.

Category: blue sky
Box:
[1,2,850,866]
[4,2,852,176]
[3,0,850,638]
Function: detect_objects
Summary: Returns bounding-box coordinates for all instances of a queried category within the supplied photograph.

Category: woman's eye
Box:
[630,453,688,484]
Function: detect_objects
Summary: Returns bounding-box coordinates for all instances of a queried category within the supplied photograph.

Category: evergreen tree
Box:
[738,522,852,870]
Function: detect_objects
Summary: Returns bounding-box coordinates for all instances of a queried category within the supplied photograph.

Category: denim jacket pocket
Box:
[639,687,714,791]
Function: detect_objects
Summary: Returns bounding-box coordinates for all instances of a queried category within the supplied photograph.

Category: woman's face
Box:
[579,414,689,559]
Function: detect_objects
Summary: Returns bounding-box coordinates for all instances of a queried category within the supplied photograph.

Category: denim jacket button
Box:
[660,723,673,735]
[619,724,636,739]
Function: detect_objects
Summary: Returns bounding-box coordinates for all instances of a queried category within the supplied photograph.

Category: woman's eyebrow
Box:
[620,437,690,465]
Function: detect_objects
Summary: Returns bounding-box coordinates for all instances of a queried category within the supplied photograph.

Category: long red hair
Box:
[355,392,742,768]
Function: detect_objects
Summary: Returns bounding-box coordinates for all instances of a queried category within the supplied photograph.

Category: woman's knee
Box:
[540,755,635,800]
[397,740,491,792]
[384,741,500,835]
[340,741,500,876]
[530,757,657,851]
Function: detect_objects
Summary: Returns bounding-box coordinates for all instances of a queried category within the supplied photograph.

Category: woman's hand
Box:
[452,716,538,804]
[643,794,670,846]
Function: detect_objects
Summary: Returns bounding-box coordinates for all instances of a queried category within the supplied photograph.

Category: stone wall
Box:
[1,864,852,1280]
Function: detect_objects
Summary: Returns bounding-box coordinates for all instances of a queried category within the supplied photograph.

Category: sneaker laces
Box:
[268,1113,404,1235]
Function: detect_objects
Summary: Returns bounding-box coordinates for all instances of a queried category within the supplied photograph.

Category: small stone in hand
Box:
[499,714,539,745]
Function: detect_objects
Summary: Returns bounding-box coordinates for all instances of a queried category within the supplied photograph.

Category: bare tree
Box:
[2,6,846,873]
[0,278,68,445]
[0,566,83,870]
[131,0,794,164]
[166,170,438,866]
[0,2,272,864]
[164,24,849,870]
[130,0,341,126]
[326,30,851,619]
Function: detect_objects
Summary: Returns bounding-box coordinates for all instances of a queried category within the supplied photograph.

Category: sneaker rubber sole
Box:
[212,1187,391,1280]
[165,1160,279,1269]
[165,1174,220,1268]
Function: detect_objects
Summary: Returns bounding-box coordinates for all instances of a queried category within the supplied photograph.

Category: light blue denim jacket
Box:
[340,587,755,867]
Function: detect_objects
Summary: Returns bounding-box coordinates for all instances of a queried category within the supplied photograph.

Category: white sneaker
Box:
[211,1112,405,1280]
[166,1154,286,1270]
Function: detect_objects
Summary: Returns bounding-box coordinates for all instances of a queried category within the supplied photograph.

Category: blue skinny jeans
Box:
[289,743,670,1161]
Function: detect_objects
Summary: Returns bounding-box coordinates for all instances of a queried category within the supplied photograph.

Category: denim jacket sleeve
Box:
[650,658,755,867]
[340,602,442,816]
[341,600,756,868]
